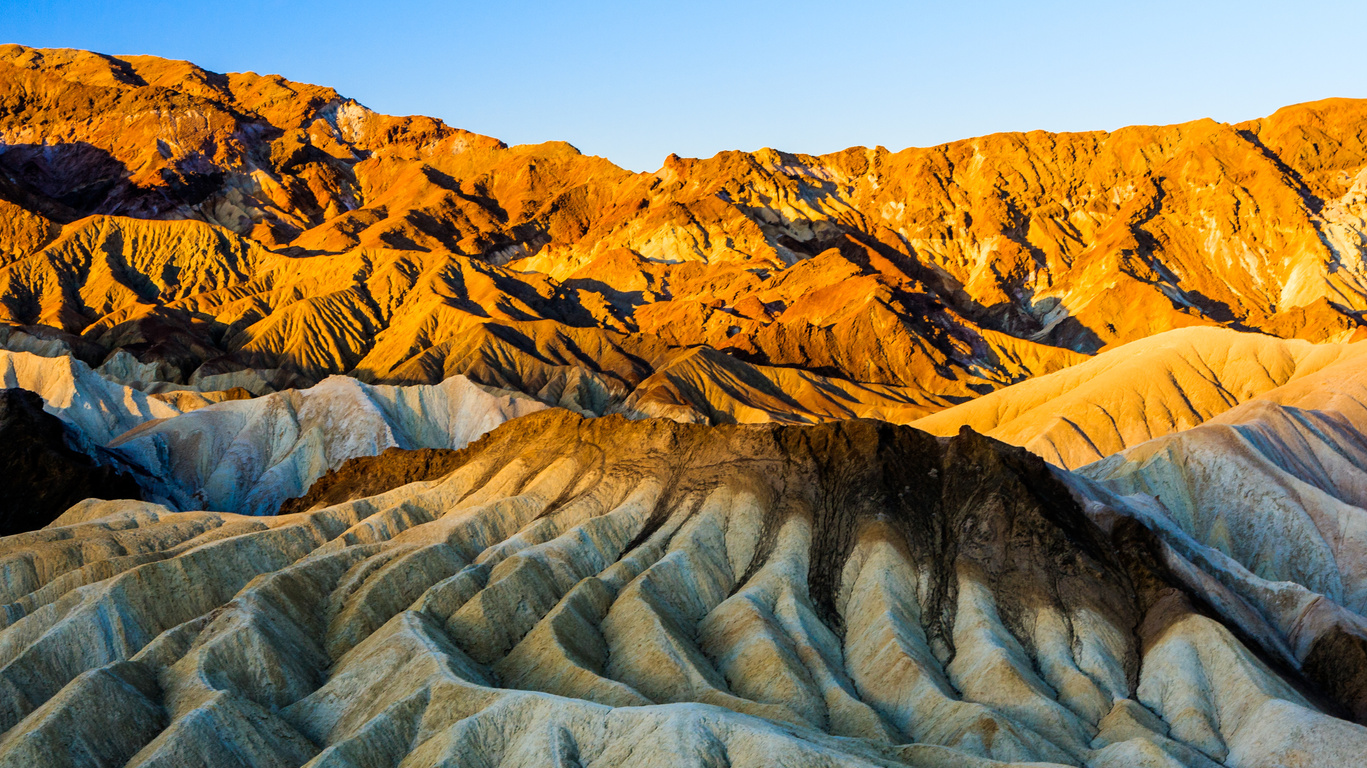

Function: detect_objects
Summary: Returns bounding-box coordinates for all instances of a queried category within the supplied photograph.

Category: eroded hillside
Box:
[1,45,1366,422]
[5,413,1367,766]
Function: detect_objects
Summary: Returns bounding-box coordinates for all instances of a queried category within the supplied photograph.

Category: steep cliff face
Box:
[2,412,1363,767]
[1,45,1365,424]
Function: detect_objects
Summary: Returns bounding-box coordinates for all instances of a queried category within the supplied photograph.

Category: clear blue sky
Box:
[4,0,1365,171]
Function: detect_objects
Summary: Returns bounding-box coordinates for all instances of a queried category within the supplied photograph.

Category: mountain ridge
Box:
[0,45,1365,427]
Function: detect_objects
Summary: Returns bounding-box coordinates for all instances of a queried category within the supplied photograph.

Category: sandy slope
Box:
[913,327,1367,467]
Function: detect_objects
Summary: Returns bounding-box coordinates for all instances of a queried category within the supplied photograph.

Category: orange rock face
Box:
[0,44,1364,419]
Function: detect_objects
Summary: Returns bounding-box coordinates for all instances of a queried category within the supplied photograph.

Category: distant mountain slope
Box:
[1,45,1365,422]
[913,327,1367,467]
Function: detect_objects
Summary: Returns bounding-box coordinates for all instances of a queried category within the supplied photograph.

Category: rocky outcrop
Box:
[2,411,1363,766]
[0,388,141,534]
[277,447,471,514]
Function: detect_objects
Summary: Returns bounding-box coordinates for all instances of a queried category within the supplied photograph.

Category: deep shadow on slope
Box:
[0,387,143,534]
[278,446,477,515]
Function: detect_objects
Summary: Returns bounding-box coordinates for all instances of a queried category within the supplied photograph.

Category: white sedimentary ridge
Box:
[0,350,546,516]
[0,350,181,446]
[112,374,546,515]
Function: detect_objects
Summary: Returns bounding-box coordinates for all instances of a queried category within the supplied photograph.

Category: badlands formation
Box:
[0,45,1364,767]
[4,410,1367,768]
[1,44,1367,419]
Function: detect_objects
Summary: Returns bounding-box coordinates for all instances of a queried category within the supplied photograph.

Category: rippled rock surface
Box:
[2,411,1363,766]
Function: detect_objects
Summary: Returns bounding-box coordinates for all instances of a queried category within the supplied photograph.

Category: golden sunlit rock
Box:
[1,44,1364,426]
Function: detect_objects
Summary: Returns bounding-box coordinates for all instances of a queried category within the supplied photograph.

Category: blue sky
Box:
[4,0,1365,171]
